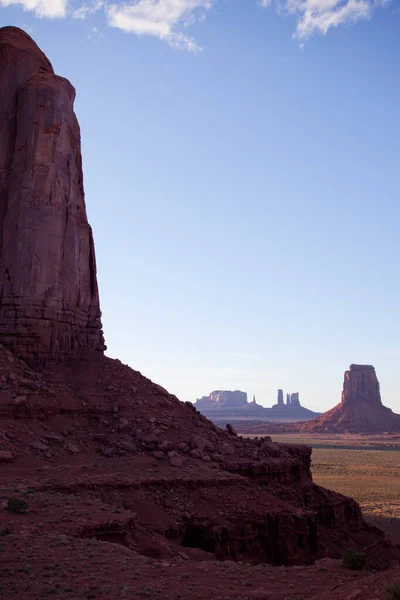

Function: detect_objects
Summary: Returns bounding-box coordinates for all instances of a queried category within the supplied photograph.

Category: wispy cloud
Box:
[0,0,392,47]
[72,0,103,19]
[87,24,104,40]
[0,0,69,17]
[106,0,213,52]
[261,0,389,39]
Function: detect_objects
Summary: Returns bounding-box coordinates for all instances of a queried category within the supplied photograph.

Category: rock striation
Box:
[0,26,105,366]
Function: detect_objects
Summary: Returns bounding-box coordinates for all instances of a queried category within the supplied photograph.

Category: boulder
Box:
[66,443,80,454]
[30,441,49,451]
[169,456,184,468]
[0,451,14,462]
[226,424,238,436]
[191,434,214,452]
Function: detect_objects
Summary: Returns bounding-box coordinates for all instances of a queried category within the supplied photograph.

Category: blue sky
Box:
[1,0,400,413]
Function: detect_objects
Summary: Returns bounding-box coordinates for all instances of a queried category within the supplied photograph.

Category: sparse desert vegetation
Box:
[387,581,400,600]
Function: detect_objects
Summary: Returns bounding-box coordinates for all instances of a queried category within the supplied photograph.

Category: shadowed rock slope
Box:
[0,26,398,600]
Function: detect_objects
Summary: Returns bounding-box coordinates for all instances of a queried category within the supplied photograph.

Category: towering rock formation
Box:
[0,27,105,366]
[341,364,381,407]
[301,364,400,433]
[277,389,284,406]
[290,392,300,407]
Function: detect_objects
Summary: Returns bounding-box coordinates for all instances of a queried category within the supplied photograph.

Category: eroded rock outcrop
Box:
[0,26,105,366]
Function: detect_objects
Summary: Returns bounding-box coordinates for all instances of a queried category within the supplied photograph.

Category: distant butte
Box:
[195,389,320,425]
[301,364,400,434]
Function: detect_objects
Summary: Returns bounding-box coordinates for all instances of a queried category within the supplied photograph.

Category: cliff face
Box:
[342,364,381,407]
[0,27,105,366]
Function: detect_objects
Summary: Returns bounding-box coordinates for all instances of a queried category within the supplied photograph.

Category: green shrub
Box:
[0,526,11,537]
[6,498,28,514]
[387,581,400,600]
[342,548,366,570]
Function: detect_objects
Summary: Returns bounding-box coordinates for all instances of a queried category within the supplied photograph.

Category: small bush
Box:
[6,498,28,514]
[387,581,400,600]
[342,548,366,570]
[0,526,11,537]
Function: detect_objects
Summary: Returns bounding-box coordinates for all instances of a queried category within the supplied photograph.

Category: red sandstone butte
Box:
[0,26,105,366]
[301,364,400,434]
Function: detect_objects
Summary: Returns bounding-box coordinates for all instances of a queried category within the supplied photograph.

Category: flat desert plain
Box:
[270,434,400,543]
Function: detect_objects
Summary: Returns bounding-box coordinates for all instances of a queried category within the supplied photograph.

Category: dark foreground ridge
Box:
[0,26,399,600]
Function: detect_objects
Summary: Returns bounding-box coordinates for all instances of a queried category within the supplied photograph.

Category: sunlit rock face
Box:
[341,364,381,408]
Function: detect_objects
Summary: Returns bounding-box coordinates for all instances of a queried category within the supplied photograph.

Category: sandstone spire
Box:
[0,26,105,365]
[341,364,381,407]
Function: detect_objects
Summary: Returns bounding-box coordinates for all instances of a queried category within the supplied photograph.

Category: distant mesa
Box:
[232,364,400,435]
[196,390,248,411]
[194,389,320,426]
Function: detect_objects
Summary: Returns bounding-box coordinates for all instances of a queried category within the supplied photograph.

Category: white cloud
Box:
[261,0,389,39]
[0,0,392,47]
[72,0,103,19]
[106,0,213,51]
[0,0,68,17]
